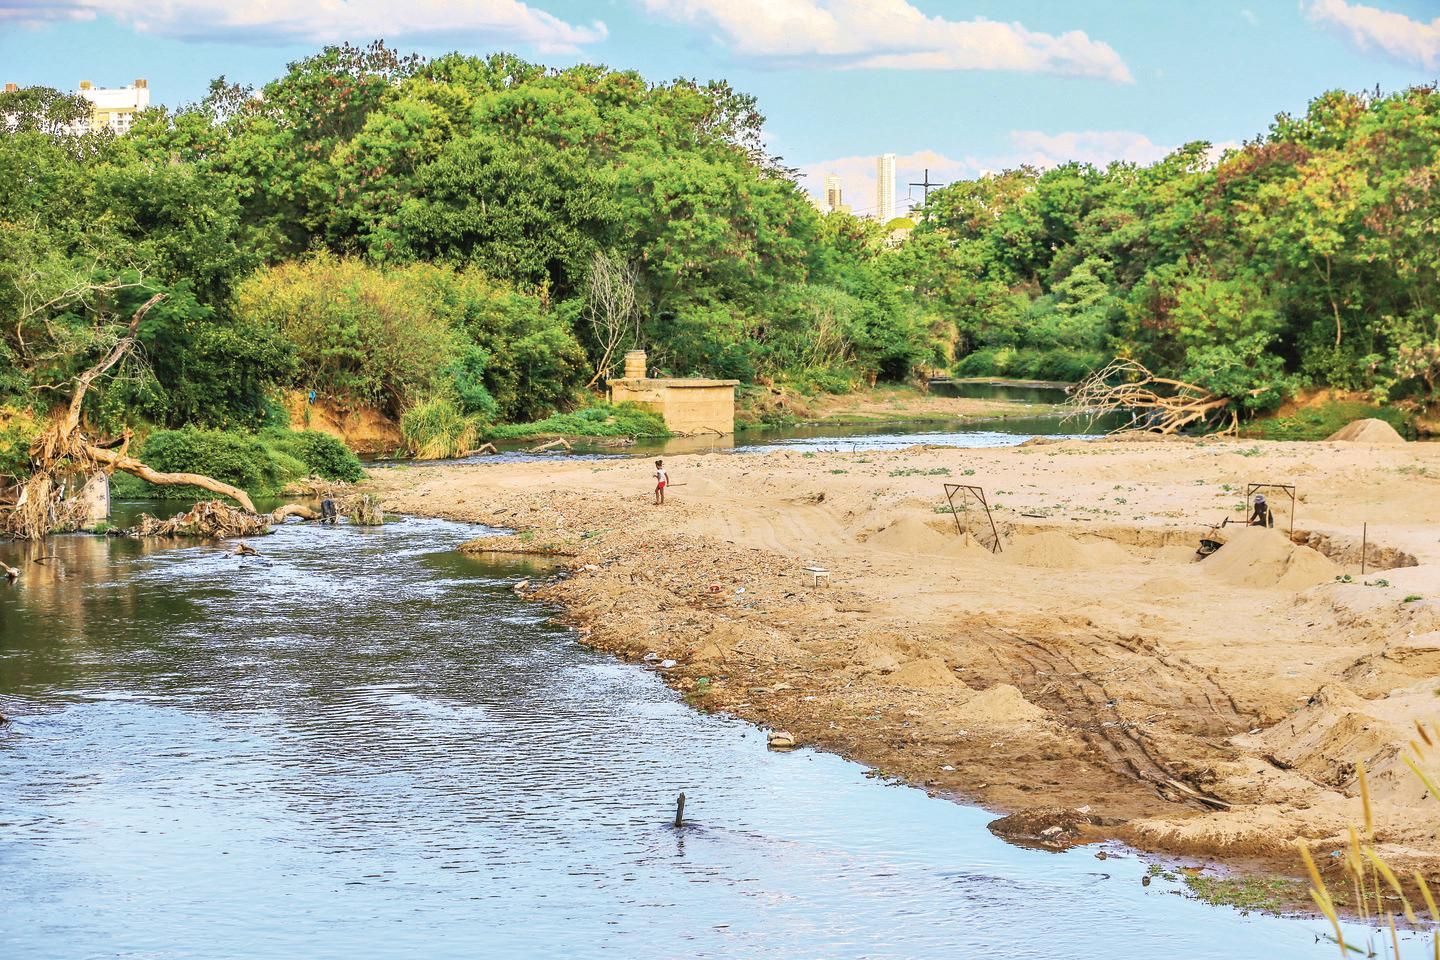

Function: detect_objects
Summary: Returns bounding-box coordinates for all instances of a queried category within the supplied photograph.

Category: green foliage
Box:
[260,428,364,481]
[0,406,41,483]
[482,402,668,440]
[125,428,307,500]
[235,256,584,422]
[902,85,1440,422]
[399,395,479,460]
[120,426,363,499]
[5,47,1438,445]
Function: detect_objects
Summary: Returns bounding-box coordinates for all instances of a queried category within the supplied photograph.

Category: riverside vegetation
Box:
[1,41,1438,495]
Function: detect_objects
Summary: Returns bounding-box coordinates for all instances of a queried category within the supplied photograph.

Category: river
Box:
[0,511,1378,958]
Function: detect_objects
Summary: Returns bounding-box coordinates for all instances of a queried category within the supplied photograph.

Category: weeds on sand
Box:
[1159,868,1307,913]
[889,467,951,477]
[1405,595,1423,603]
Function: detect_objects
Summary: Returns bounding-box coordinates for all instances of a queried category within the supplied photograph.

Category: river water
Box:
[0,511,1377,958]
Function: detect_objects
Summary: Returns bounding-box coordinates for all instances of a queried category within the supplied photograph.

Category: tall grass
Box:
[400,396,478,460]
[1302,733,1440,957]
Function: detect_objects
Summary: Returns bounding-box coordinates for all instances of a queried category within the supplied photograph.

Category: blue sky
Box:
[2,0,1438,212]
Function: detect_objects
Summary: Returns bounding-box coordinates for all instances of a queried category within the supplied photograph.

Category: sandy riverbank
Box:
[366,433,1440,876]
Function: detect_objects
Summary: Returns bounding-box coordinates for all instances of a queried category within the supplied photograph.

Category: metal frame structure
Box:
[1245,482,1296,537]
[943,483,1003,554]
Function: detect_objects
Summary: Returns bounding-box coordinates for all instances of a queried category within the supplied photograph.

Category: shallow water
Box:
[394,411,1128,468]
[0,516,1372,959]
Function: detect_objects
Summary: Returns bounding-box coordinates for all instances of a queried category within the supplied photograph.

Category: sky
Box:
[2,0,1438,214]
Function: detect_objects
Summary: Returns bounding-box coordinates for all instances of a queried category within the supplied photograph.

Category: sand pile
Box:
[1002,531,1138,569]
[1202,527,1338,589]
[950,684,1048,724]
[865,515,952,554]
[885,656,967,691]
[1002,531,1090,568]
[1326,418,1406,443]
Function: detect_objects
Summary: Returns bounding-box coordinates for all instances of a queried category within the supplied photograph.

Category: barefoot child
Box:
[654,459,669,506]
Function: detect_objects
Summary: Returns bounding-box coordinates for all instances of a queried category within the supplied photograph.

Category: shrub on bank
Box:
[114,427,365,500]
[953,347,1102,383]
[260,428,364,482]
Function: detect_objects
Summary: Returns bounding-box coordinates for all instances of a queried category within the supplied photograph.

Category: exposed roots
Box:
[1067,358,1237,435]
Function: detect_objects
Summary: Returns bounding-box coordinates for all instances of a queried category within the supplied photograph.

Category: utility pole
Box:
[908,168,943,210]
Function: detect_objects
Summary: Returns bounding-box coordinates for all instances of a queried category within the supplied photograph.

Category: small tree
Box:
[583,251,640,388]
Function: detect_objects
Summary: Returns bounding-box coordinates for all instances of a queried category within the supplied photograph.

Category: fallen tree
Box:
[1066,358,1241,436]
[4,294,261,540]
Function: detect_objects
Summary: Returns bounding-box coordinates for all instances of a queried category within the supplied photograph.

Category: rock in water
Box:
[767,730,797,750]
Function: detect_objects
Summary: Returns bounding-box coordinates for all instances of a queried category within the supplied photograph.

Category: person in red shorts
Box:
[653,459,669,506]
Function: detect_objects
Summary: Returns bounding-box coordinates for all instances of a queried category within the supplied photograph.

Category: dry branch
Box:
[1066,358,1238,436]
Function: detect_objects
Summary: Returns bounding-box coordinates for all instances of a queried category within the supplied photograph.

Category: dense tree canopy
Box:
[1,43,1436,449]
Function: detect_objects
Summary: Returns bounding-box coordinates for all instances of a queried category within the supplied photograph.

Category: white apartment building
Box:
[76,79,150,134]
[2,79,151,135]
[875,153,897,222]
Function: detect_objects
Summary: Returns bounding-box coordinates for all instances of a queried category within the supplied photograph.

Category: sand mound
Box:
[1326,418,1406,443]
[953,684,1048,724]
[1202,526,1338,590]
[885,656,967,691]
[1003,531,1138,570]
[865,515,952,554]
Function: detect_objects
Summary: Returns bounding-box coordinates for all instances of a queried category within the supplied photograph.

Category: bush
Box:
[400,396,478,459]
[124,428,306,500]
[261,428,364,482]
[483,402,668,440]
[118,426,365,500]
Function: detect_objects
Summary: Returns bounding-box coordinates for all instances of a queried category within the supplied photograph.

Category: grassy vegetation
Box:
[112,427,363,500]
[400,395,479,459]
[482,403,668,441]
[1247,400,1413,441]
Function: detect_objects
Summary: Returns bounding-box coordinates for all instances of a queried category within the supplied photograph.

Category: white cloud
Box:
[1006,130,1173,168]
[1305,0,1440,69]
[0,0,607,52]
[801,132,1249,214]
[1240,9,1259,26]
[641,0,1133,82]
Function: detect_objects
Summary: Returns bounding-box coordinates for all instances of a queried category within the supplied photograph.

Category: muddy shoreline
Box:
[366,432,1440,899]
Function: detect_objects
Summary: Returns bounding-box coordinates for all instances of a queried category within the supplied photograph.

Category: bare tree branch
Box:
[583,251,641,389]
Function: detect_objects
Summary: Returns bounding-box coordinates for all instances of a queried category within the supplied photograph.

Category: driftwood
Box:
[129,501,271,539]
[1067,358,1239,436]
[1,560,17,581]
[270,503,320,522]
[527,438,573,454]
[460,442,498,457]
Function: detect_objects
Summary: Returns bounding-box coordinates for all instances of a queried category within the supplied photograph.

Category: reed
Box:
[1301,724,1440,957]
[400,396,479,460]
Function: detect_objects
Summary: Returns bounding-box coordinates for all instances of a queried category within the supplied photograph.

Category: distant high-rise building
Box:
[824,173,843,212]
[875,153,896,222]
